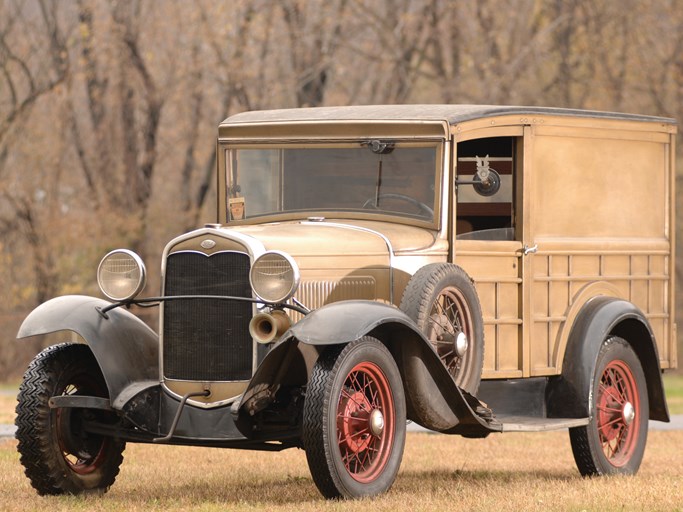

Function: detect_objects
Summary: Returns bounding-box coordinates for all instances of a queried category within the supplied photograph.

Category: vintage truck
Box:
[15,105,677,499]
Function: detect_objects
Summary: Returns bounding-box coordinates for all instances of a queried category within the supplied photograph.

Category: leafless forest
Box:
[1,0,683,378]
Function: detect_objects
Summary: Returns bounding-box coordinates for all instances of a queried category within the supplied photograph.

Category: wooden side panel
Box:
[530,126,669,240]
[529,241,671,375]
[524,124,674,375]
[455,240,523,378]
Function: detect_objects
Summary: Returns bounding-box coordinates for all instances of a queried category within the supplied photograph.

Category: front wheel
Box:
[15,343,125,495]
[303,337,406,499]
[569,336,648,475]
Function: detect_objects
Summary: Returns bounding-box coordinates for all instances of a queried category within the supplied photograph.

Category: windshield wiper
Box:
[361,140,395,208]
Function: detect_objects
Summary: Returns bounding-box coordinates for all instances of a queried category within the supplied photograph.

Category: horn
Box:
[249,310,291,344]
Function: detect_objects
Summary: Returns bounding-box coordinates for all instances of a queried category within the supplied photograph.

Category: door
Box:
[451,128,526,379]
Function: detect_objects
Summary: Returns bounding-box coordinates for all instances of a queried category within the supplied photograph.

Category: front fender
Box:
[17,295,159,408]
[237,300,493,436]
[288,300,424,345]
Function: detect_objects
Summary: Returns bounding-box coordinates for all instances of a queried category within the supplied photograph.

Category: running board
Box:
[493,415,590,432]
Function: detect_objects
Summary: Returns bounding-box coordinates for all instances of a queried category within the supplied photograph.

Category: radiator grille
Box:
[163,251,253,381]
[290,277,376,322]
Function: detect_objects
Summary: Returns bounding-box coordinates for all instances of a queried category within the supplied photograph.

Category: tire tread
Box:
[303,338,406,499]
[15,343,125,495]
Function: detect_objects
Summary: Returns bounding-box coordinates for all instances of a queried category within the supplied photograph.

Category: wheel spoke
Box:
[602,423,626,458]
[340,428,371,443]
[614,425,629,453]
[447,357,460,372]
[338,414,367,421]
[432,300,456,334]
[440,348,456,360]
[613,373,629,403]
[600,416,624,430]
[348,372,363,395]
[599,382,626,406]
[340,388,365,409]
[597,404,622,414]
[358,446,371,469]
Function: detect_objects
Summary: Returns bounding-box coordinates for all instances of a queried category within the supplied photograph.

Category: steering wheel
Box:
[362,193,434,218]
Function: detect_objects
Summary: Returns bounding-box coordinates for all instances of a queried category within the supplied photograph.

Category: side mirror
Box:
[456,155,502,197]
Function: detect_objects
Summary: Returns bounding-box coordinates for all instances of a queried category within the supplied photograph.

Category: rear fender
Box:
[237,300,492,435]
[547,296,669,422]
[17,295,159,408]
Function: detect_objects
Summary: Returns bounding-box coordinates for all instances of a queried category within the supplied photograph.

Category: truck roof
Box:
[221,104,676,127]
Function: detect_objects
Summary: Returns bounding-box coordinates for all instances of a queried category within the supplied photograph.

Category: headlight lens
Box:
[97,249,146,301]
[250,251,300,304]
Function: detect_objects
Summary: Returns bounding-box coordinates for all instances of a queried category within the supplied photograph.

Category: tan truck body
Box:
[217,106,678,381]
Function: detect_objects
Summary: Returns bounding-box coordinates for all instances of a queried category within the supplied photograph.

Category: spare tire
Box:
[399,263,484,394]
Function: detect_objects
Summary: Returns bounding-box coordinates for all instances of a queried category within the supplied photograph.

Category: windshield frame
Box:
[217,138,445,230]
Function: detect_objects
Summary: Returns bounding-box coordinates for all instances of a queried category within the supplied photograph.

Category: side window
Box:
[456,137,517,241]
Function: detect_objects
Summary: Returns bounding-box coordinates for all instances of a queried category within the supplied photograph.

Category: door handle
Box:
[523,244,538,256]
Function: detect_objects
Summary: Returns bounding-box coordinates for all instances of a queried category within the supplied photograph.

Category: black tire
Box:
[399,263,484,394]
[15,343,125,495]
[569,336,648,476]
[303,337,406,499]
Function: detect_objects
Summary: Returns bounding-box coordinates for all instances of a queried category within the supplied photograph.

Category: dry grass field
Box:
[665,373,683,415]
[1,430,682,512]
[0,392,16,424]
[1,375,682,511]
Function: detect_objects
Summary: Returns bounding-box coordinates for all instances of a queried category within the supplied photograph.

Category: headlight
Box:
[97,249,146,301]
[250,251,300,304]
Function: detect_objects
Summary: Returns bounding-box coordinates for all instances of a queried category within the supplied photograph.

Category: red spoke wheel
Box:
[16,343,125,495]
[336,361,395,483]
[595,360,641,466]
[569,336,648,476]
[304,337,406,499]
[400,263,484,394]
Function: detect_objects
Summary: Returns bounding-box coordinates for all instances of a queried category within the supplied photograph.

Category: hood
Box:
[230,220,441,307]
[231,219,438,258]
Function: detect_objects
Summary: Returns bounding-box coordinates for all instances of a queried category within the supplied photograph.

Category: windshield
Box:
[225,141,440,223]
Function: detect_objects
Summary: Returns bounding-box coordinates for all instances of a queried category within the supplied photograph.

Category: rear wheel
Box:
[303,337,406,499]
[569,336,648,475]
[15,343,125,495]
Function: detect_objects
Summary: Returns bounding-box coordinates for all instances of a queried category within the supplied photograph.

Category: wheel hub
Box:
[369,409,385,437]
[622,401,635,425]
[455,331,469,357]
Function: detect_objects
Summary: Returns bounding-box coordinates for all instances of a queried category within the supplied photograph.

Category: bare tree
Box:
[278,0,349,107]
[2,0,683,377]
[112,1,163,215]
[0,0,69,148]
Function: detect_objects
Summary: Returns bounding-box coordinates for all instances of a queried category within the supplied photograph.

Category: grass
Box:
[0,375,682,510]
[663,372,683,415]
[1,432,682,511]
[0,397,14,424]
